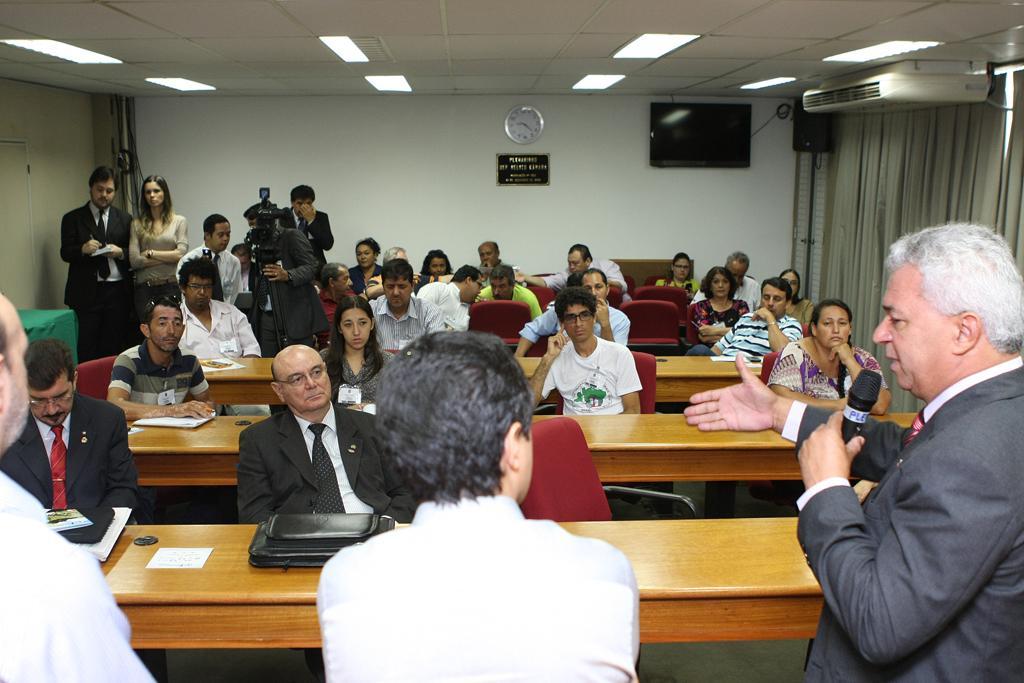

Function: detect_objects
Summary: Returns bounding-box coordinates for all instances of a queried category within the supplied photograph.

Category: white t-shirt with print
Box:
[541,337,642,415]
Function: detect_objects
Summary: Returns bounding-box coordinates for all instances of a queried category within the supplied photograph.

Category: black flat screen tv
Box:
[650,102,751,168]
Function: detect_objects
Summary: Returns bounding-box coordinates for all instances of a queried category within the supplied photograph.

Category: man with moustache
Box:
[369,259,445,351]
[107,296,214,421]
[0,294,152,681]
[60,166,135,361]
[685,224,1024,680]
[0,339,140,514]
[236,344,414,524]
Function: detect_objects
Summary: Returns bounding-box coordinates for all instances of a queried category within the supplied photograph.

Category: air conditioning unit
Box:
[803,69,990,113]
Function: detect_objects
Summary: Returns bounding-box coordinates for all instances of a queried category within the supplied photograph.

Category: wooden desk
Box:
[128,414,915,488]
[103,519,822,648]
[204,357,744,405]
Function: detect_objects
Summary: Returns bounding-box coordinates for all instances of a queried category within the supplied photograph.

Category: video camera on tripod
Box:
[245,187,290,268]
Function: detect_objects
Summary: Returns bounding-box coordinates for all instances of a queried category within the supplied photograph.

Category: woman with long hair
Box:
[417,249,452,291]
[321,296,393,407]
[128,175,188,318]
[780,268,813,325]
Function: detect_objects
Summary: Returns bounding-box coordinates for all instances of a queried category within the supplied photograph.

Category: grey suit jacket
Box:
[237,405,415,524]
[0,394,140,512]
[795,367,1024,681]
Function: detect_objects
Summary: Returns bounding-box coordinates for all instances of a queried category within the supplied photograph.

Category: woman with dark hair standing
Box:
[767,298,890,414]
[321,296,393,408]
[417,249,452,292]
[350,237,382,295]
[780,268,813,325]
[688,266,749,346]
[129,175,188,318]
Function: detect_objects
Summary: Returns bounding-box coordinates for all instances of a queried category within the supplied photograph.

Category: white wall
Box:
[0,79,95,309]
[135,94,797,280]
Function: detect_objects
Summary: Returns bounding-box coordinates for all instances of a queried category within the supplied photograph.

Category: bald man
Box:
[236,344,415,524]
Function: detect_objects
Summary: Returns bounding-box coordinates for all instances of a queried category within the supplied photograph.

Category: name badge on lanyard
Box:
[157,388,176,405]
[219,339,239,356]
[337,385,362,405]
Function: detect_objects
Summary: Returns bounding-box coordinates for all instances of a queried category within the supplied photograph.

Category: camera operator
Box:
[247,195,329,357]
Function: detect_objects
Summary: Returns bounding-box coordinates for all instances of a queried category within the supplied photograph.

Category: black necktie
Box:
[96,212,110,279]
[308,423,345,513]
[212,253,224,301]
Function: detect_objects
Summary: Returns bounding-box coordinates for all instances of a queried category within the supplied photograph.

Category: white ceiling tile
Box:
[0,2,171,38]
[31,62,152,78]
[279,0,443,36]
[452,59,552,75]
[191,37,329,61]
[449,34,571,60]
[560,33,637,58]
[445,0,602,35]
[109,1,307,38]
[584,0,773,34]
[532,74,583,89]
[912,41,1024,61]
[718,1,929,39]
[278,75,373,92]
[244,61,354,77]
[967,26,1024,44]
[0,41,66,62]
[543,58,652,75]
[379,35,448,61]
[0,25,35,39]
[844,3,1024,42]
[71,38,225,63]
[453,75,538,90]
[724,59,846,81]
[670,36,822,59]
[638,58,753,77]
[406,75,457,90]
[134,61,260,78]
[775,39,878,60]
[617,75,708,90]
[346,60,450,75]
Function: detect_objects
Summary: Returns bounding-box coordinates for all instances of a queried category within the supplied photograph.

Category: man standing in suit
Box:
[60,166,135,362]
[685,223,1024,680]
[283,184,334,267]
[0,339,140,515]
[237,344,414,524]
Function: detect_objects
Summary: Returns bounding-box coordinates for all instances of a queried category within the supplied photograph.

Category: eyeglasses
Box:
[561,311,594,325]
[277,365,327,387]
[185,283,214,292]
[29,387,74,408]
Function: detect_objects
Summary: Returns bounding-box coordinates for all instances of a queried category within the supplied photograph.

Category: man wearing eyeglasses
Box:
[236,344,415,524]
[0,338,141,515]
[528,287,641,415]
[177,258,260,360]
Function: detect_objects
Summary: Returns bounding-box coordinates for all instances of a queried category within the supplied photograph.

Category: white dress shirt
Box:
[179,300,261,359]
[177,246,243,305]
[318,495,638,682]
[34,413,71,464]
[89,202,123,282]
[292,408,373,514]
[0,471,153,682]
[415,281,470,331]
[788,356,1024,509]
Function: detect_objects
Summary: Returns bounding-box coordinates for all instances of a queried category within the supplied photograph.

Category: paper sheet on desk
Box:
[199,357,245,372]
[711,355,762,367]
[133,415,215,429]
[146,547,213,569]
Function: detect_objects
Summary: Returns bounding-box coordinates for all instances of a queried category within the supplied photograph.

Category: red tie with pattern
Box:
[902,410,925,447]
[50,425,68,509]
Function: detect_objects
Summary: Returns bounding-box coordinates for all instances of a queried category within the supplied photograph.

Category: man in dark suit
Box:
[237,344,414,524]
[249,221,329,357]
[685,223,1024,680]
[0,338,141,515]
[59,166,135,362]
[281,184,334,267]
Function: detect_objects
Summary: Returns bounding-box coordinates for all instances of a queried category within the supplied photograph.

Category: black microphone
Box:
[842,370,882,442]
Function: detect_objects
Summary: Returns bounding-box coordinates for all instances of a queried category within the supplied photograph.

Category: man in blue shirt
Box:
[515,268,630,357]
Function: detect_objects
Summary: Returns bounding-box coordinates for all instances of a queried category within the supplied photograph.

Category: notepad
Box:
[146,547,213,569]
[199,358,244,372]
[133,415,215,429]
[77,507,131,562]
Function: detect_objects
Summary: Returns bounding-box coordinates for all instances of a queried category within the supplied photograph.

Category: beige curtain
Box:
[995,71,1024,265]
[821,101,1007,411]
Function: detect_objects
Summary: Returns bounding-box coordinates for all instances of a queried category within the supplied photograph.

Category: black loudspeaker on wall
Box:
[792,100,832,153]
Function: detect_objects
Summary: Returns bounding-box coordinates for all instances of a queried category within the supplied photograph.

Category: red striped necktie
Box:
[50,425,67,509]
[902,410,925,447]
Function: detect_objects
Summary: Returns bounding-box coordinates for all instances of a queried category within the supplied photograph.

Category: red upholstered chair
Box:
[520,417,612,522]
[77,355,117,399]
[643,274,663,287]
[525,285,555,312]
[685,302,701,346]
[802,323,811,337]
[525,334,550,357]
[607,286,623,309]
[468,300,532,345]
[620,300,681,355]
[760,351,780,384]
[633,285,689,327]
[623,274,636,297]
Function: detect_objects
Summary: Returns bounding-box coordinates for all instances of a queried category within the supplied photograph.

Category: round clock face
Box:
[505,105,544,144]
